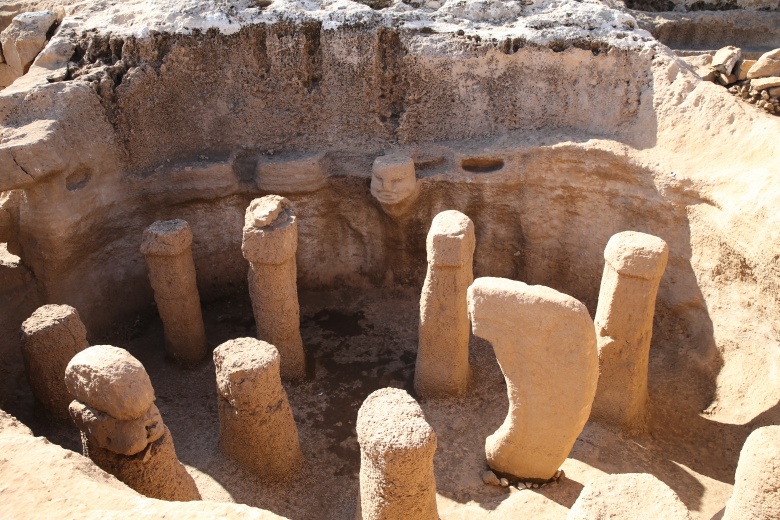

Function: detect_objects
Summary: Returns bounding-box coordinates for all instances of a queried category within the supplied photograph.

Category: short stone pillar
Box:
[213,337,302,479]
[591,231,669,434]
[568,473,692,520]
[415,210,475,399]
[242,196,306,380]
[20,304,88,419]
[65,345,200,501]
[140,219,207,365]
[356,388,438,520]
[467,277,598,481]
[723,426,780,520]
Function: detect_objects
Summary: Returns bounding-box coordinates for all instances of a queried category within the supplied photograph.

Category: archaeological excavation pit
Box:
[1,0,779,518]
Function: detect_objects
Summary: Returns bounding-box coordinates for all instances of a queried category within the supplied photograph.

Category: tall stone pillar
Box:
[241,196,306,380]
[21,304,88,419]
[467,277,598,481]
[140,219,207,365]
[356,388,438,520]
[415,210,475,399]
[591,231,669,434]
[214,337,302,479]
[65,345,200,502]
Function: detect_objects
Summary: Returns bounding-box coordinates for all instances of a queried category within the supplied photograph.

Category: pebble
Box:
[481,470,501,486]
[500,478,509,487]
[532,483,540,489]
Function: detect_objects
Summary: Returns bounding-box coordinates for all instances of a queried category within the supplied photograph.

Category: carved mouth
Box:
[374,191,402,204]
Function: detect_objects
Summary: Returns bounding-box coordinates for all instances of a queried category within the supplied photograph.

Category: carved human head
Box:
[370,155,418,208]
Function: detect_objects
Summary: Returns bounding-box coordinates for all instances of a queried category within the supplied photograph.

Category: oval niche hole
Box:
[66,169,92,191]
[461,157,504,173]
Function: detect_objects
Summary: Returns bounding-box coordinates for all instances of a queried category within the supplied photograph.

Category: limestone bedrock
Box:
[213,337,302,479]
[723,425,780,520]
[567,473,692,520]
[64,345,155,420]
[242,196,306,380]
[69,400,165,456]
[467,277,598,481]
[20,304,88,419]
[0,11,58,79]
[356,388,438,520]
[591,231,669,434]
[140,219,208,364]
[416,210,475,399]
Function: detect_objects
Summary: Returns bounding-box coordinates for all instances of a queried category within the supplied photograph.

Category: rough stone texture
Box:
[748,49,780,80]
[723,426,780,520]
[20,304,88,419]
[140,219,208,365]
[0,11,57,78]
[567,473,692,520]
[415,210,475,399]
[242,196,306,380]
[591,231,669,434]
[83,426,201,502]
[370,155,420,218]
[711,46,740,76]
[213,337,302,479]
[0,410,288,519]
[64,345,155,420]
[467,277,598,481]
[69,400,165,456]
[751,76,780,90]
[356,388,438,520]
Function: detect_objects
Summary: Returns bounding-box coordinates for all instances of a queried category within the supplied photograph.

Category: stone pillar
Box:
[415,210,475,399]
[65,345,200,502]
[723,426,780,520]
[213,337,302,479]
[21,304,88,419]
[140,219,207,365]
[241,196,306,380]
[356,388,438,520]
[591,231,669,434]
[467,277,598,481]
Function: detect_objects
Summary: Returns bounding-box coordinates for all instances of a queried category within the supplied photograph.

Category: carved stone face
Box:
[371,155,417,207]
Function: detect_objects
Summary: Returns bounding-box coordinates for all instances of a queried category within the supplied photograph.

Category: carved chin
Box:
[373,191,404,205]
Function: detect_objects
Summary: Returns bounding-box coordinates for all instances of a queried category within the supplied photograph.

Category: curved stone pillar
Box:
[242,196,306,380]
[213,337,302,479]
[65,345,200,501]
[591,231,669,434]
[467,277,598,481]
[21,304,88,419]
[415,210,475,399]
[356,388,438,520]
[723,426,780,520]
[140,219,207,365]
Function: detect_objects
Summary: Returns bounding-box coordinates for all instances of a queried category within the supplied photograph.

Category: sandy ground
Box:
[8,286,734,519]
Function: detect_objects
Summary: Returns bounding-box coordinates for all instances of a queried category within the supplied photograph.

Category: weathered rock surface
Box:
[20,304,88,418]
[591,231,669,434]
[751,76,780,90]
[64,345,155,421]
[69,400,165,456]
[416,210,475,399]
[748,48,780,80]
[0,410,287,519]
[711,46,740,76]
[83,426,201,502]
[467,277,598,481]
[723,426,780,520]
[141,219,208,365]
[567,473,692,520]
[214,337,302,479]
[0,11,57,79]
[356,388,438,520]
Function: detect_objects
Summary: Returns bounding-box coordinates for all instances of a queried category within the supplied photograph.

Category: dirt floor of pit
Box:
[7,286,735,519]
